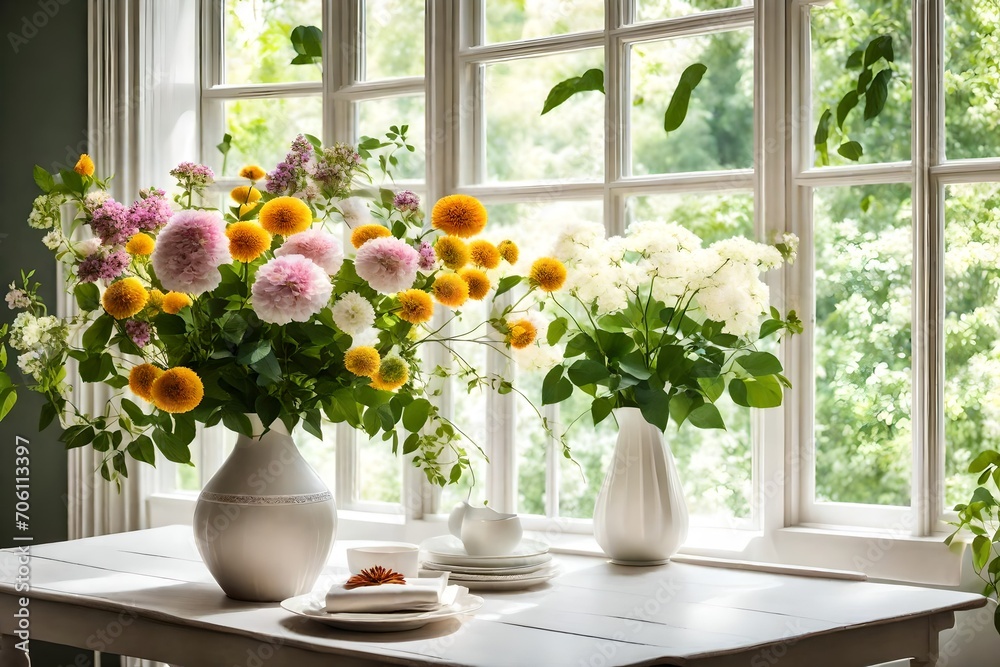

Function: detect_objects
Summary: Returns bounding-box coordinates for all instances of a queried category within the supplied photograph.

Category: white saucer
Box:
[420,556,553,576]
[421,535,550,569]
[449,568,559,591]
[280,587,483,632]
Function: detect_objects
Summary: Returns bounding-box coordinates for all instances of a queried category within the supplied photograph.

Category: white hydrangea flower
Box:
[42,229,66,251]
[84,190,111,211]
[331,291,376,335]
[27,194,62,230]
[552,221,606,263]
[513,342,562,372]
[710,236,783,270]
[351,327,379,347]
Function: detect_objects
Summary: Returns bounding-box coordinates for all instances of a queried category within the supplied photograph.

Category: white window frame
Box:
[144,0,991,585]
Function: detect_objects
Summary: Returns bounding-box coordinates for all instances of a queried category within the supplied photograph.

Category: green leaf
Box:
[237,339,271,366]
[82,315,114,352]
[403,398,432,432]
[494,275,521,298]
[856,68,873,95]
[154,314,187,335]
[79,353,114,382]
[837,141,864,161]
[541,366,573,405]
[303,409,323,439]
[216,132,233,156]
[541,68,605,115]
[565,333,598,358]
[222,410,254,436]
[59,169,84,195]
[690,359,721,378]
[591,397,613,426]
[663,63,707,133]
[863,69,891,120]
[251,351,282,386]
[635,386,670,431]
[0,387,16,422]
[836,90,859,129]
[568,359,610,386]
[730,375,783,409]
[972,534,991,572]
[698,376,725,403]
[736,351,783,376]
[547,317,568,346]
[74,283,101,312]
[968,450,1000,473]
[688,403,726,430]
[289,25,323,65]
[864,35,894,68]
[120,398,149,426]
[33,165,54,193]
[402,433,420,455]
[815,108,832,145]
[38,401,57,431]
[669,392,694,426]
[127,435,156,465]
[153,429,192,464]
[618,352,652,381]
[219,313,248,345]
[845,49,864,69]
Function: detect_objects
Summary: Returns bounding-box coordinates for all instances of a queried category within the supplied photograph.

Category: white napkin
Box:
[325,573,450,613]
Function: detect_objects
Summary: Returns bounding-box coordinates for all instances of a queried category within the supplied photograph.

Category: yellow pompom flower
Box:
[230,185,261,204]
[469,240,500,269]
[147,289,165,314]
[151,367,204,414]
[239,165,266,181]
[498,240,519,264]
[128,363,163,402]
[434,236,470,270]
[259,196,312,236]
[529,257,568,293]
[433,273,469,308]
[125,233,155,256]
[371,356,409,391]
[459,268,491,300]
[431,195,487,238]
[397,289,434,324]
[102,277,149,319]
[506,319,537,349]
[350,224,391,249]
[162,291,192,315]
[74,154,95,177]
[226,221,272,263]
[344,346,381,378]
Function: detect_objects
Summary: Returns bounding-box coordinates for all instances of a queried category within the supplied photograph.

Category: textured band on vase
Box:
[198,490,334,506]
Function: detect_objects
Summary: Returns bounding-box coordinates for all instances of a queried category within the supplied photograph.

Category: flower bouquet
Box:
[1,132,562,487]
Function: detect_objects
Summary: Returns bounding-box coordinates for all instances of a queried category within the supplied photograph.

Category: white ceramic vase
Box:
[593,407,689,565]
[193,415,337,602]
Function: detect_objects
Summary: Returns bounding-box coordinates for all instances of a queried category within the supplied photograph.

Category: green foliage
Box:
[663,63,708,133]
[289,25,323,65]
[541,69,605,115]
[947,450,1000,631]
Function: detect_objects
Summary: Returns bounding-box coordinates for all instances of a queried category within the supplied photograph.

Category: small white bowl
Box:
[461,515,523,557]
[346,544,420,577]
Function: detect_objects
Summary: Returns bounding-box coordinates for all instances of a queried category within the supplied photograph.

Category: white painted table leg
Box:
[0,635,29,667]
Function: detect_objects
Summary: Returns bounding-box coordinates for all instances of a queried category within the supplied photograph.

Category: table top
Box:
[0,526,986,667]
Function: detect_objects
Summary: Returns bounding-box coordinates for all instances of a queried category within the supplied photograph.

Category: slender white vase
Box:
[593,407,689,565]
[193,415,337,602]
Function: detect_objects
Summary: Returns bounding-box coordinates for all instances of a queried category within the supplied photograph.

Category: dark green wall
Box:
[0,2,109,665]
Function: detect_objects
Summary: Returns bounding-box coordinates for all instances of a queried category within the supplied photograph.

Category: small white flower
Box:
[351,327,379,347]
[75,237,102,257]
[42,229,65,251]
[84,190,111,211]
[338,197,372,227]
[5,289,30,310]
[331,291,376,335]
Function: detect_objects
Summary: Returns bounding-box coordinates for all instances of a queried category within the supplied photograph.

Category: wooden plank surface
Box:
[0,526,986,667]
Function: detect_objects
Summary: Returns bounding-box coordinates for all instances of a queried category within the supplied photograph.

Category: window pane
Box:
[635,0,751,23]
[631,30,753,175]
[222,97,323,177]
[224,0,322,85]
[440,302,492,512]
[364,0,424,80]
[484,49,605,183]
[483,200,604,516]
[177,437,202,491]
[944,2,1000,159]
[944,183,1000,509]
[484,0,603,44]
[813,184,912,506]
[627,192,754,522]
[809,0,912,167]
[358,432,402,505]
[296,426,337,493]
[357,96,426,181]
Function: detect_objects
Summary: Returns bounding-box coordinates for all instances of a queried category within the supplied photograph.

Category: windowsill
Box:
[148,492,965,586]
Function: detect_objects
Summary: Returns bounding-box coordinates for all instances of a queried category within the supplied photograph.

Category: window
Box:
[146,0,1000,579]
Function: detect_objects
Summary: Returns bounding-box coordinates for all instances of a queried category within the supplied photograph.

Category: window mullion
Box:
[606,0,626,235]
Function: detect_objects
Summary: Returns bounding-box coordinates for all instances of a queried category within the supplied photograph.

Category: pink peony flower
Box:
[252,254,333,325]
[151,210,232,294]
[274,228,344,275]
[354,236,420,294]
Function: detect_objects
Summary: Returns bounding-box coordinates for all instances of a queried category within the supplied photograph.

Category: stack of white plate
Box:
[420,535,558,591]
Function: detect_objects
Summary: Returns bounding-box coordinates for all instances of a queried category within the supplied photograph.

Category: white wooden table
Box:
[0,526,984,667]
